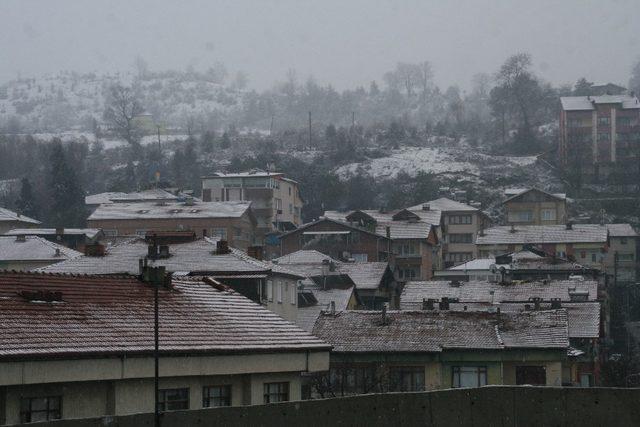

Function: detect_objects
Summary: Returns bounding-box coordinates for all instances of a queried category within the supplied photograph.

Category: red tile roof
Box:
[0,272,329,361]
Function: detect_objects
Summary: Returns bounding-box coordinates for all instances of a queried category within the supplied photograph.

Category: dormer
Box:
[392,209,421,222]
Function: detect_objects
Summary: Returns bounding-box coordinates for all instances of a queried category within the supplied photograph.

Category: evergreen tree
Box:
[15,177,40,220]
[221,131,231,149]
[48,142,86,227]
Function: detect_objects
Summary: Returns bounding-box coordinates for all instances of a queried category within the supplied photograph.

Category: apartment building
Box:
[312,309,569,395]
[408,198,490,267]
[503,188,568,225]
[605,224,638,283]
[86,200,256,250]
[0,272,329,425]
[559,94,640,182]
[201,172,303,239]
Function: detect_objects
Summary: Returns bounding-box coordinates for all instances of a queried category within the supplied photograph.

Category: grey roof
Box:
[407,301,600,339]
[400,280,598,308]
[606,224,638,237]
[503,188,567,203]
[312,309,569,353]
[323,209,439,240]
[297,283,355,332]
[39,238,271,275]
[561,95,640,111]
[85,189,179,205]
[273,250,389,290]
[408,197,478,212]
[448,251,592,273]
[0,236,82,262]
[88,201,251,221]
[4,228,103,240]
[476,224,608,245]
[0,207,40,225]
[279,217,387,239]
[202,171,286,179]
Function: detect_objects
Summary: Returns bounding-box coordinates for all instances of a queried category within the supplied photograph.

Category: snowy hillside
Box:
[0,71,244,134]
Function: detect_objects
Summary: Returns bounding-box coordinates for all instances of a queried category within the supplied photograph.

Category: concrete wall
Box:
[8,386,639,427]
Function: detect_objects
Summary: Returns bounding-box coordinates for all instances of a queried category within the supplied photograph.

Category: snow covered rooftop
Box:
[606,224,638,237]
[408,197,478,212]
[85,189,179,205]
[476,224,609,245]
[0,236,82,262]
[560,95,640,111]
[88,201,251,221]
[4,228,103,240]
[0,207,41,225]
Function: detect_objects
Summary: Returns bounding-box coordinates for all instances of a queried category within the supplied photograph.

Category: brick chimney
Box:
[216,240,230,254]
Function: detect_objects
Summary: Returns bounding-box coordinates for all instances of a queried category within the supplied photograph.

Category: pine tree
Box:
[221,132,231,149]
[15,177,40,220]
[48,142,86,227]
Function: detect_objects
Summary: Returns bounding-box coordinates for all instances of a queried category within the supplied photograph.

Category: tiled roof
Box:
[0,207,40,225]
[606,224,638,237]
[279,217,386,239]
[297,283,355,332]
[39,238,271,275]
[560,95,640,111]
[0,236,82,262]
[476,224,608,245]
[203,171,285,179]
[273,250,388,289]
[406,301,600,339]
[4,228,103,240]
[85,189,179,205]
[323,209,438,240]
[88,201,251,221]
[503,188,567,203]
[312,309,568,353]
[448,251,591,272]
[400,280,598,308]
[0,272,329,360]
[408,197,478,212]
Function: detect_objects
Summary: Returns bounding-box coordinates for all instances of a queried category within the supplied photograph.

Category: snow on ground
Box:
[334,146,537,180]
[24,132,191,149]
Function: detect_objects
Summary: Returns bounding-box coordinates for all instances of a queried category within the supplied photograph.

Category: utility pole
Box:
[308,111,312,150]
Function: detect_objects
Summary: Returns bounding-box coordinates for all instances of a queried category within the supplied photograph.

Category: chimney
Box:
[158,245,170,259]
[54,248,61,257]
[566,221,573,230]
[439,297,450,310]
[422,298,435,310]
[422,203,430,211]
[381,304,389,325]
[216,240,230,254]
[148,243,159,259]
[551,298,562,309]
[55,227,64,236]
[141,265,172,289]
[84,243,106,257]
[15,235,26,242]
[532,297,542,310]
[330,301,336,315]
[385,226,391,239]
[509,224,516,233]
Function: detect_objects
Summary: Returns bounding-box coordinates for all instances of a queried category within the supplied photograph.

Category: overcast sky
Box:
[1,0,638,91]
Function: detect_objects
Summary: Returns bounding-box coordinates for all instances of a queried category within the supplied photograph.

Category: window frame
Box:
[20,396,62,423]
[389,366,425,392]
[263,382,289,404]
[157,388,189,412]
[451,366,488,388]
[202,385,232,408]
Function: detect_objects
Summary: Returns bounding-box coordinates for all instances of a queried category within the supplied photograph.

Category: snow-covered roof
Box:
[503,188,566,201]
[88,201,251,221]
[85,189,179,205]
[560,95,640,111]
[4,228,103,240]
[606,224,638,237]
[203,171,285,179]
[0,236,82,262]
[0,207,41,225]
[408,197,478,212]
[476,224,608,245]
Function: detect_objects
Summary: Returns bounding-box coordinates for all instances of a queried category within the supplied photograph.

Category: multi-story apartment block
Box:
[201,172,303,241]
[559,94,640,182]
[503,188,568,225]
[408,198,491,268]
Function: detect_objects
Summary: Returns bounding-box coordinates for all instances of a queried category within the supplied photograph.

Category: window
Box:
[290,281,297,305]
[515,366,546,386]
[276,281,282,303]
[508,210,533,222]
[158,388,189,412]
[203,385,231,407]
[135,229,148,237]
[20,396,61,423]
[541,209,556,221]
[598,117,610,126]
[275,198,283,213]
[556,251,566,259]
[330,365,378,395]
[448,233,473,244]
[445,252,473,264]
[103,229,118,237]
[452,366,487,388]
[620,237,628,244]
[264,382,289,403]
[288,187,292,196]
[352,253,368,262]
[568,119,582,128]
[289,203,293,214]
[448,215,472,225]
[390,366,425,392]
[266,280,273,302]
[598,132,610,141]
[210,227,227,240]
[580,373,594,387]
[591,253,597,263]
[396,242,418,255]
[618,117,631,126]
[398,267,420,280]
[618,253,634,261]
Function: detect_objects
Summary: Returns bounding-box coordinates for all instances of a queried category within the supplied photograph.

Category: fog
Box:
[1,0,638,89]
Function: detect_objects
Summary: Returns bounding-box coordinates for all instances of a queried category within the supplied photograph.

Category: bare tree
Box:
[103,85,144,146]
